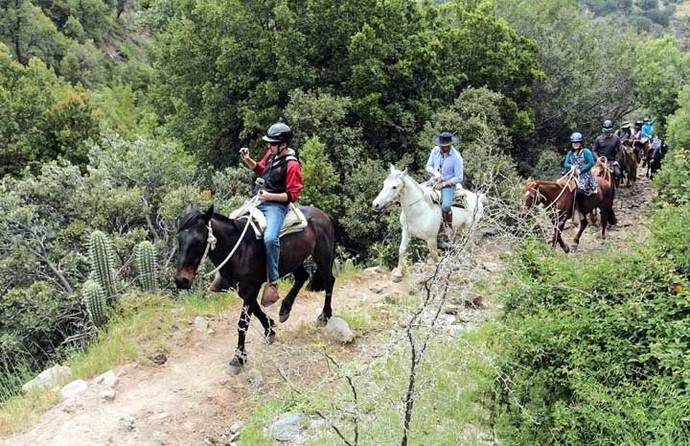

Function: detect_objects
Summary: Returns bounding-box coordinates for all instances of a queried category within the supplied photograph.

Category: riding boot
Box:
[261,281,280,307]
[443,209,453,237]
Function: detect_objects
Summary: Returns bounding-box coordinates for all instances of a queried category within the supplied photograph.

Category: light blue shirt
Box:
[642,119,655,138]
[426,146,464,185]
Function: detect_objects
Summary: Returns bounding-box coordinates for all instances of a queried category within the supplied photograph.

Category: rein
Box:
[197,196,259,276]
[539,168,576,212]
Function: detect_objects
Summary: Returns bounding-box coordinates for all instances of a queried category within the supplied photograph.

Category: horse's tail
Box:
[607,207,617,226]
[307,213,337,292]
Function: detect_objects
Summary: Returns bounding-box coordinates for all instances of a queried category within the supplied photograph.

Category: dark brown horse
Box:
[618,140,638,187]
[523,171,617,252]
[174,204,336,374]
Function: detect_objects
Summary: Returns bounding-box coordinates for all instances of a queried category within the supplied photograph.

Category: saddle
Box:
[423,183,468,208]
[228,202,308,239]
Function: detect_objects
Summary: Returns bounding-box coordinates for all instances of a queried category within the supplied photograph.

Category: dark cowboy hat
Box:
[432,131,459,146]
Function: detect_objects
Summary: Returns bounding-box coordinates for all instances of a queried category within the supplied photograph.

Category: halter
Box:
[196,196,258,276]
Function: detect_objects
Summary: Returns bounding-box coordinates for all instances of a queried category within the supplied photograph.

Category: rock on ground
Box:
[60,380,88,399]
[95,370,118,387]
[270,412,306,442]
[22,364,71,392]
[325,317,354,343]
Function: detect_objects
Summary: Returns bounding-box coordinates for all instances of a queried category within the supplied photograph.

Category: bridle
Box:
[195,196,259,276]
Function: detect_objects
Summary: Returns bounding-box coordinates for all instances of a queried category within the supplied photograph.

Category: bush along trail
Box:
[0,163,670,446]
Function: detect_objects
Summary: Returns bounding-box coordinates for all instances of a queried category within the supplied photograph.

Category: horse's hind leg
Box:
[309,238,335,327]
[278,264,309,323]
[392,217,410,282]
[249,299,276,343]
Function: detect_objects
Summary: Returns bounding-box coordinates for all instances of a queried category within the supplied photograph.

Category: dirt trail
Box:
[561,172,656,252]
[2,271,411,446]
[2,171,656,446]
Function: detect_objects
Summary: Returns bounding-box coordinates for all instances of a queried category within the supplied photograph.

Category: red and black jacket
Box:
[254,149,303,202]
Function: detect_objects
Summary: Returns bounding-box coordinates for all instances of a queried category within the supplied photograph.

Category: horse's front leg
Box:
[553,215,570,253]
[392,214,410,283]
[227,283,262,375]
[228,300,253,375]
[425,237,440,263]
[572,214,588,250]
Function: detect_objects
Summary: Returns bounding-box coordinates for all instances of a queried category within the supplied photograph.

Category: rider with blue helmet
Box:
[563,132,596,198]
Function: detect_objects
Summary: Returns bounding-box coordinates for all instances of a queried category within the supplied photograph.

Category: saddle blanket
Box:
[228,202,308,239]
[557,177,597,196]
[424,183,468,208]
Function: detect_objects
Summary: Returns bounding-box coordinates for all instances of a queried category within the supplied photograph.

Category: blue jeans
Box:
[257,201,288,283]
[441,186,454,212]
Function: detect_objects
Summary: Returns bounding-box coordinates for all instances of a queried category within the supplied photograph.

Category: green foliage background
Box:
[0,1,689,440]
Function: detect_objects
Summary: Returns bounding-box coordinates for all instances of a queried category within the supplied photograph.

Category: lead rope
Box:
[196,196,259,276]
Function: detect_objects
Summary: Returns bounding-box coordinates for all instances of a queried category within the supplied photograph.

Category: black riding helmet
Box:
[262,122,292,144]
[602,119,613,133]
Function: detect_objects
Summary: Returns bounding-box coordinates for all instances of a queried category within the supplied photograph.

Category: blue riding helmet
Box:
[570,132,584,143]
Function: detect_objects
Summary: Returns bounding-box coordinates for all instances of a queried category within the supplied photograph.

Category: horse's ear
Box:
[183,203,194,214]
[400,168,408,176]
[204,204,214,221]
[389,163,395,174]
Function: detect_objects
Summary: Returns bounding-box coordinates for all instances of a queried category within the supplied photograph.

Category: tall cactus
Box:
[89,230,118,298]
[135,241,158,292]
[82,280,107,327]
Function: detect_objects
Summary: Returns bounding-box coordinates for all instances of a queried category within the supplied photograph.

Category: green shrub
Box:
[653,148,690,206]
[494,205,690,445]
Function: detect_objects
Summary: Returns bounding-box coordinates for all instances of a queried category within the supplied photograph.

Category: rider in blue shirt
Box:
[641,117,655,139]
[425,131,464,236]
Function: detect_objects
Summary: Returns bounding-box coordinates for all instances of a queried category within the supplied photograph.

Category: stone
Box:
[325,317,354,344]
[151,353,167,365]
[121,415,137,431]
[480,226,499,237]
[149,412,170,422]
[270,412,306,442]
[22,364,71,392]
[99,389,116,400]
[364,266,382,274]
[194,316,208,332]
[230,421,243,434]
[95,370,118,387]
[481,262,501,273]
[60,379,88,399]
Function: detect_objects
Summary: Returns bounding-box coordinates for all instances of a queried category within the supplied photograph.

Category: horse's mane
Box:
[178,208,235,231]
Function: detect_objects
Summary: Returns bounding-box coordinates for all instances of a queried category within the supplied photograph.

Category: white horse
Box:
[372,164,486,281]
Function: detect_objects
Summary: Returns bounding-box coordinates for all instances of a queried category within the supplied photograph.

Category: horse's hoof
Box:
[570,243,579,252]
[226,354,245,375]
[226,364,243,375]
[315,313,329,327]
[265,331,276,345]
[279,312,290,323]
[391,274,403,283]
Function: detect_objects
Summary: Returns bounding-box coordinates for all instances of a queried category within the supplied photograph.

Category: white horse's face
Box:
[372,165,406,211]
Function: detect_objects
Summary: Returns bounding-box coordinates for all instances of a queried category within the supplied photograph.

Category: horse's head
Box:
[522,179,541,212]
[372,164,407,211]
[174,204,214,290]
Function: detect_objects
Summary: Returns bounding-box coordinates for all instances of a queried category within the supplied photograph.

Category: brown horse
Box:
[174,204,336,374]
[618,140,638,187]
[523,170,617,252]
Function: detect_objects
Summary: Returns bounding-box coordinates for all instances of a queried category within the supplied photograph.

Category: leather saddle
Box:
[228,202,308,239]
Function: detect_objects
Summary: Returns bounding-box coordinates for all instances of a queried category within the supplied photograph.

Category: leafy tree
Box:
[495,0,638,149]
[299,136,339,215]
[0,43,100,176]
[151,0,540,167]
[634,37,690,127]
[665,87,690,150]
